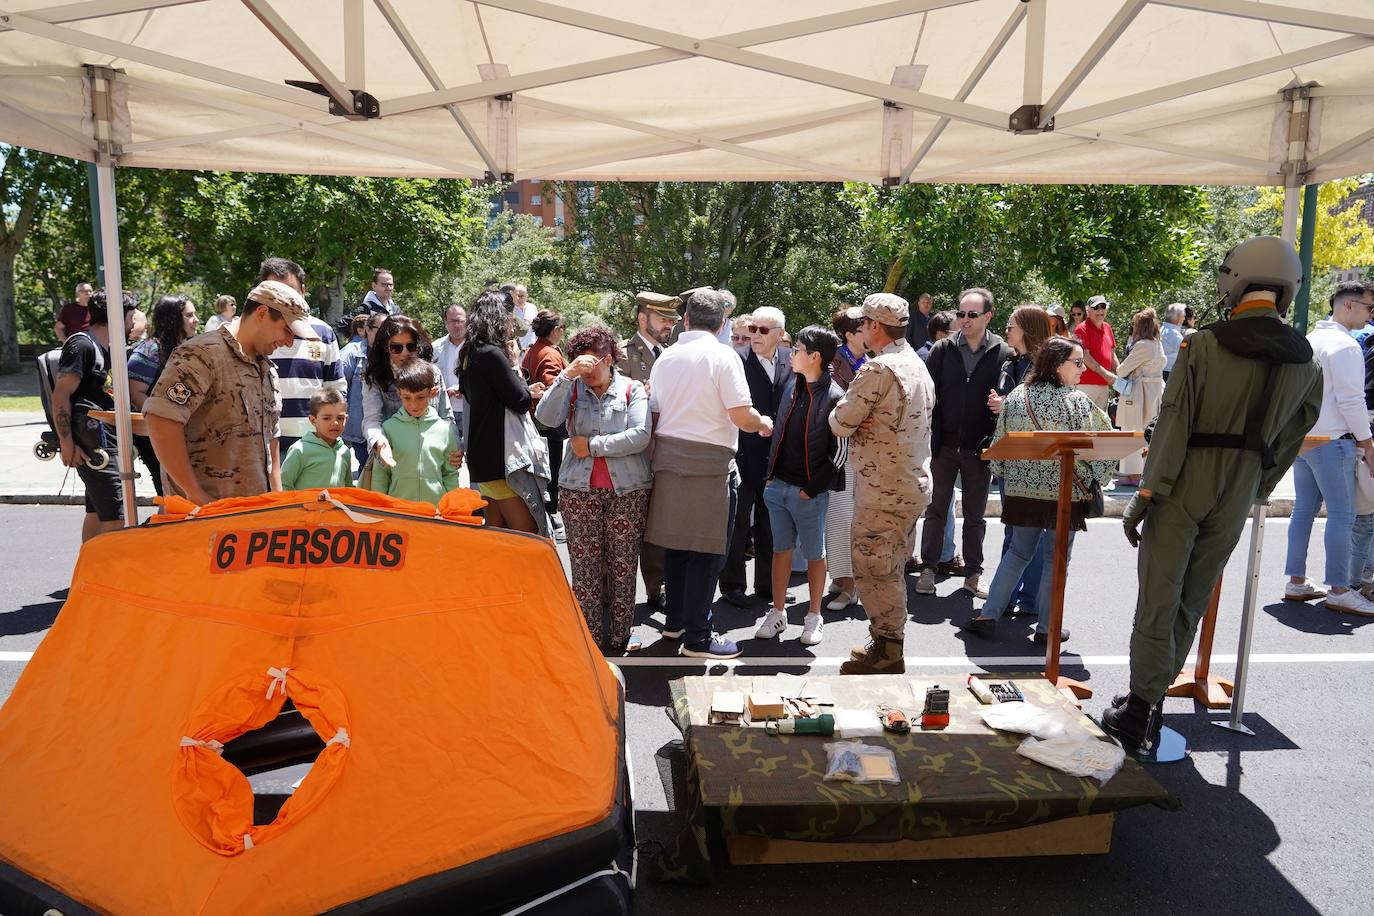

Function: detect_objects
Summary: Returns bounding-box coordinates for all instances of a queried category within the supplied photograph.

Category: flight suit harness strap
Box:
[1186,362,1280,470]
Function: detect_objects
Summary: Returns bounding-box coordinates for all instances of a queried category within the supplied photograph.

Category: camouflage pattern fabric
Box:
[829,338,935,638]
[652,675,1172,884]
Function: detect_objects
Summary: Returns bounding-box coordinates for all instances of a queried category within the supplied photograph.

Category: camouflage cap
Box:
[636,291,681,318]
[861,292,910,327]
[248,280,318,340]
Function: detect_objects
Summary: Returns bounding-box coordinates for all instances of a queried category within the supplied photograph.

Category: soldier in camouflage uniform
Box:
[618,291,680,606]
[829,293,935,674]
[144,280,316,504]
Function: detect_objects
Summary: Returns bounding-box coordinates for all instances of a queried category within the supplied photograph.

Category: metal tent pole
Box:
[1215,501,1267,736]
[88,66,138,526]
[1293,182,1321,333]
[85,161,104,286]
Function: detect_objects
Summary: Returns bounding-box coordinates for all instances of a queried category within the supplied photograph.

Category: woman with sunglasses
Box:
[341,312,385,472]
[459,290,548,533]
[960,336,1116,644]
[822,305,867,608]
[362,315,453,471]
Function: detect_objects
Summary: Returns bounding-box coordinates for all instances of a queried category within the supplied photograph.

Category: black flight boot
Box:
[1101,692,1158,757]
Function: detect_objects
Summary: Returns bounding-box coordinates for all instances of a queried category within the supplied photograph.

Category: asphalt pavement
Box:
[1,505,1370,915]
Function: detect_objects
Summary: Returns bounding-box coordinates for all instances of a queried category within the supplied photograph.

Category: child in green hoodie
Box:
[370,360,462,505]
[280,389,353,490]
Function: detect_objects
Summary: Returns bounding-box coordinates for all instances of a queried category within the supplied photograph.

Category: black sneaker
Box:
[961,616,996,636]
[679,635,742,659]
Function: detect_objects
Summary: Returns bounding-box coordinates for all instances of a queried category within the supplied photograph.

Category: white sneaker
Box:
[1325,589,1374,618]
[799,613,824,646]
[964,575,988,600]
[754,608,788,639]
[915,570,936,595]
[826,590,858,611]
[1284,579,1328,602]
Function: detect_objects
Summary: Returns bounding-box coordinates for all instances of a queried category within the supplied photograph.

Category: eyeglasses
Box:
[731,334,750,342]
[955,310,984,320]
[1070,358,1086,367]
[747,325,779,334]
[388,341,419,354]
[1089,303,1109,311]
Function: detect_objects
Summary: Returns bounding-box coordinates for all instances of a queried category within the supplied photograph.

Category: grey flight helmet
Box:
[1215,235,1305,315]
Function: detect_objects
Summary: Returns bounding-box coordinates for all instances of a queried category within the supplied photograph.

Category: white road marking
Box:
[2,650,1369,667]
[604,651,1374,667]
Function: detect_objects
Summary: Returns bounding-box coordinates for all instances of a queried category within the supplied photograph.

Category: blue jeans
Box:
[941,489,957,563]
[981,526,1075,634]
[349,440,369,479]
[665,473,738,647]
[1352,513,1374,586]
[764,481,830,561]
[1285,438,1357,588]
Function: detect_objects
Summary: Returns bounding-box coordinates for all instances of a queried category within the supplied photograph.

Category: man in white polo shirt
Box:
[1285,281,1374,615]
[645,288,774,659]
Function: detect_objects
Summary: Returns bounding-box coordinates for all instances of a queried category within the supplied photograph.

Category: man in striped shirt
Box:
[262,257,346,452]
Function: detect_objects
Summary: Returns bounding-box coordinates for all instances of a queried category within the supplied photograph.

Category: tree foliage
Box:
[844,182,1208,312]
[167,172,489,322]
[554,182,883,330]
[1249,177,1374,275]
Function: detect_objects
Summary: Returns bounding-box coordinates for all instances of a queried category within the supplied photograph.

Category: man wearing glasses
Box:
[916,288,1014,599]
[1073,294,1118,411]
[721,306,792,608]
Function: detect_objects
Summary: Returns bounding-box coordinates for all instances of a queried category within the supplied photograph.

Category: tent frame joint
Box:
[1008,103,1054,134]
[283,80,380,119]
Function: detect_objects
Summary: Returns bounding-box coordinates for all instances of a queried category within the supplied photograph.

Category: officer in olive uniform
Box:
[619,291,680,607]
[829,293,935,674]
[1104,236,1323,755]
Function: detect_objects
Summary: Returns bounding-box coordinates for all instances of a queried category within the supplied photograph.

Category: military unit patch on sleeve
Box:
[167,382,193,405]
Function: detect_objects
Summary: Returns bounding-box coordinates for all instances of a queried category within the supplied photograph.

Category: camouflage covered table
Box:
[652,674,1172,883]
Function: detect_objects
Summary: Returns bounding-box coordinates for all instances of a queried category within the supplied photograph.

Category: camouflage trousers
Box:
[851,502,921,640]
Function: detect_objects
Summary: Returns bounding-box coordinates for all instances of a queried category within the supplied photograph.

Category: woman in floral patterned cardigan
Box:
[961,336,1117,643]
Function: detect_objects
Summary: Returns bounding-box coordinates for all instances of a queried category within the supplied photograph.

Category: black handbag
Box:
[1024,392,1105,518]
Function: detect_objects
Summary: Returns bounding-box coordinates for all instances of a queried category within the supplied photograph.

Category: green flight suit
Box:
[1131,305,1323,703]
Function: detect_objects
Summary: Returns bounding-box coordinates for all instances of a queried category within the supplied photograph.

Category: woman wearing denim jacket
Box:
[961,336,1117,644]
[535,326,652,654]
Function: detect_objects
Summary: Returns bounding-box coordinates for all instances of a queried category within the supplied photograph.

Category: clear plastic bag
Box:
[823,740,900,785]
[1017,735,1125,784]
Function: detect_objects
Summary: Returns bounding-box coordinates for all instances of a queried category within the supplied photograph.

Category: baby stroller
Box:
[34,346,111,470]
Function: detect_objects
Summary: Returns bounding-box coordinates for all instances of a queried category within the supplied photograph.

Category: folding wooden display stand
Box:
[1169,437,1330,713]
[1166,577,1233,708]
[89,409,147,437]
[982,431,1146,703]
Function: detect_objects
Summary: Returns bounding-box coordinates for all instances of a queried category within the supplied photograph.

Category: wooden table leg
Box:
[1045,449,1090,702]
[1166,575,1234,708]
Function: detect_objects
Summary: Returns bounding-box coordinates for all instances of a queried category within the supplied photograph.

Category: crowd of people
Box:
[44,252,1374,685]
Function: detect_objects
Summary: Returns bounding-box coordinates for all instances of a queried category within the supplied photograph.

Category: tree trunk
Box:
[325,258,349,323]
[0,251,20,372]
[883,259,906,294]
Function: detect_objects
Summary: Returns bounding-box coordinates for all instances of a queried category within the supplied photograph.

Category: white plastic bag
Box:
[979,701,1074,739]
[1017,735,1125,784]
[1355,454,1374,516]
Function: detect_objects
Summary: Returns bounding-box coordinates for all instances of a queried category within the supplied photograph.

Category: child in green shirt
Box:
[370,360,462,505]
[280,389,353,490]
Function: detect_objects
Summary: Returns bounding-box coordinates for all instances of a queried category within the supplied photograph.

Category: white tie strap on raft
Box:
[316,490,380,524]
[179,736,225,755]
[265,666,290,700]
[326,727,351,748]
[243,834,254,850]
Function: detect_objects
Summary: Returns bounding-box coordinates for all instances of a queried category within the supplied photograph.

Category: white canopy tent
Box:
[2,0,1374,526]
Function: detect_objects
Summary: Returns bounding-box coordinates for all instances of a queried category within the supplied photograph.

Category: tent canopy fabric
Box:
[1,0,1372,186]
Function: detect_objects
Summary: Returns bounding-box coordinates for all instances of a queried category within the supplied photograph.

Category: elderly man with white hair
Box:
[829,293,935,674]
[1161,302,1187,381]
[721,304,792,607]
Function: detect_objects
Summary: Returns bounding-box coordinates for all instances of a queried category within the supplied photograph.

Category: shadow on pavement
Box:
[1262,599,1374,635]
[0,589,66,638]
